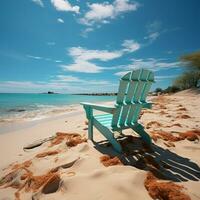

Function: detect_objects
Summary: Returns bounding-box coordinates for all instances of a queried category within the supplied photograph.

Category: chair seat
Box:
[94,114,113,128]
[94,114,136,130]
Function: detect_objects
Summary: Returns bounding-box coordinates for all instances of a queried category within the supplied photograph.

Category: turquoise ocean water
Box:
[0,93,115,122]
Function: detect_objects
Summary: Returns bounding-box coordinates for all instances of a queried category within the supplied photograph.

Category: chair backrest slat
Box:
[112,69,154,129]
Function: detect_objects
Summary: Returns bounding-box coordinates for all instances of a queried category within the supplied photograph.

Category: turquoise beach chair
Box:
[81,69,154,152]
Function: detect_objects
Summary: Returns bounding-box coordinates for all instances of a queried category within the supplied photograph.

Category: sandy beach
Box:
[0,90,200,200]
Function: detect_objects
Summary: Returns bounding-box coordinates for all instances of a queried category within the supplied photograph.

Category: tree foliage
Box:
[173,71,200,90]
[155,88,163,93]
[180,51,200,70]
[172,51,200,90]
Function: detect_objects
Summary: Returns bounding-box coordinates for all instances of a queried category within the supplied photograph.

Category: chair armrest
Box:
[142,102,152,109]
[80,102,116,114]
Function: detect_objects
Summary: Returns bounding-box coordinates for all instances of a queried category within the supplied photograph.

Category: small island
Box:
[41,91,58,94]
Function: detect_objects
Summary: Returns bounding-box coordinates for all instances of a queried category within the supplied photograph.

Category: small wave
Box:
[0,104,77,123]
[7,108,26,112]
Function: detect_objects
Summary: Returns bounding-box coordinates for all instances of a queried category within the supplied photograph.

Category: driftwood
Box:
[23,136,56,151]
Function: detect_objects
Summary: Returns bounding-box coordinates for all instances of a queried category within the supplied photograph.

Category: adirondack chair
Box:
[81,68,154,152]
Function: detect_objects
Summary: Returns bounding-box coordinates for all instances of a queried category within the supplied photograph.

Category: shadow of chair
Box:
[94,135,200,182]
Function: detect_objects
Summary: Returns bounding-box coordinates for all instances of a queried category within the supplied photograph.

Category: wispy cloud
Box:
[122,40,140,52]
[144,20,162,43]
[26,55,42,60]
[69,47,122,61]
[26,54,62,63]
[155,75,178,80]
[129,58,180,71]
[114,71,130,76]
[80,27,94,38]
[31,0,44,7]
[47,42,56,46]
[114,58,181,76]
[51,0,80,14]
[55,60,62,63]
[79,0,139,26]
[61,47,123,73]
[57,18,64,23]
[56,75,110,85]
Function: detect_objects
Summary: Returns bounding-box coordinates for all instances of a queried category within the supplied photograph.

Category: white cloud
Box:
[80,27,94,37]
[32,0,44,7]
[26,55,42,60]
[69,47,122,61]
[61,39,142,73]
[155,75,177,80]
[122,40,140,52]
[144,32,160,42]
[61,61,103,73]
[56,75,110,85]
[129,58,180,71]
[47,42,56,46]
[27,54,62,63]
[114,58,181,76]
[114,71,130,76]
[55,60,62,63]
[56,75,82,82]
[51,0,80,13]
[147,21,162,33]
[80,0,139,26]
[61,47,123,73]
[57,18,64,23]
[144,21,162,43]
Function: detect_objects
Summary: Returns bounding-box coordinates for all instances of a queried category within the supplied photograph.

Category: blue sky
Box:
[0,0,200,93]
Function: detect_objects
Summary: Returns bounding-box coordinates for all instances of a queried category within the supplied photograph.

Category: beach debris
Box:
[146,121,162,129]
[144,172,191,200]
[159,110,168,115]
[23,136,56,151]
[0,166,60,198]
[66,136,87,147]
[151,129,200,144]
[50,159,79,173]
[177,107,187,111]
[41,174,61,194]
[177,114,191,119]
[164,142,176,148]
[165,123,182,128]
[35,150,60,158]
[181,130,200,141]
[50,132,86,147]
[66,172,76,177]
[159,104,167,109]
[100,155,123,167]
[12,160,32,170]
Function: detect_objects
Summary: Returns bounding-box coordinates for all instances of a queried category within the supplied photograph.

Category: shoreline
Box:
[0,101,115,135]
[0,109,83,135]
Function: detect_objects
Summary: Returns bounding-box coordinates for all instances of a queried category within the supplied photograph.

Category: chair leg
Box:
[88,119,93,141]
[103,129,122,152]
[132,124,152,145]
[94,119,122,152]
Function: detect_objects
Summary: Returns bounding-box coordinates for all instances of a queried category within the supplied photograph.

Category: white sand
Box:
[0,91,200,200]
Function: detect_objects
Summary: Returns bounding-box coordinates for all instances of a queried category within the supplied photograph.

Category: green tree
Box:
[180,51,200,70]
[155,88,163,93]
[173,50,200,90]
